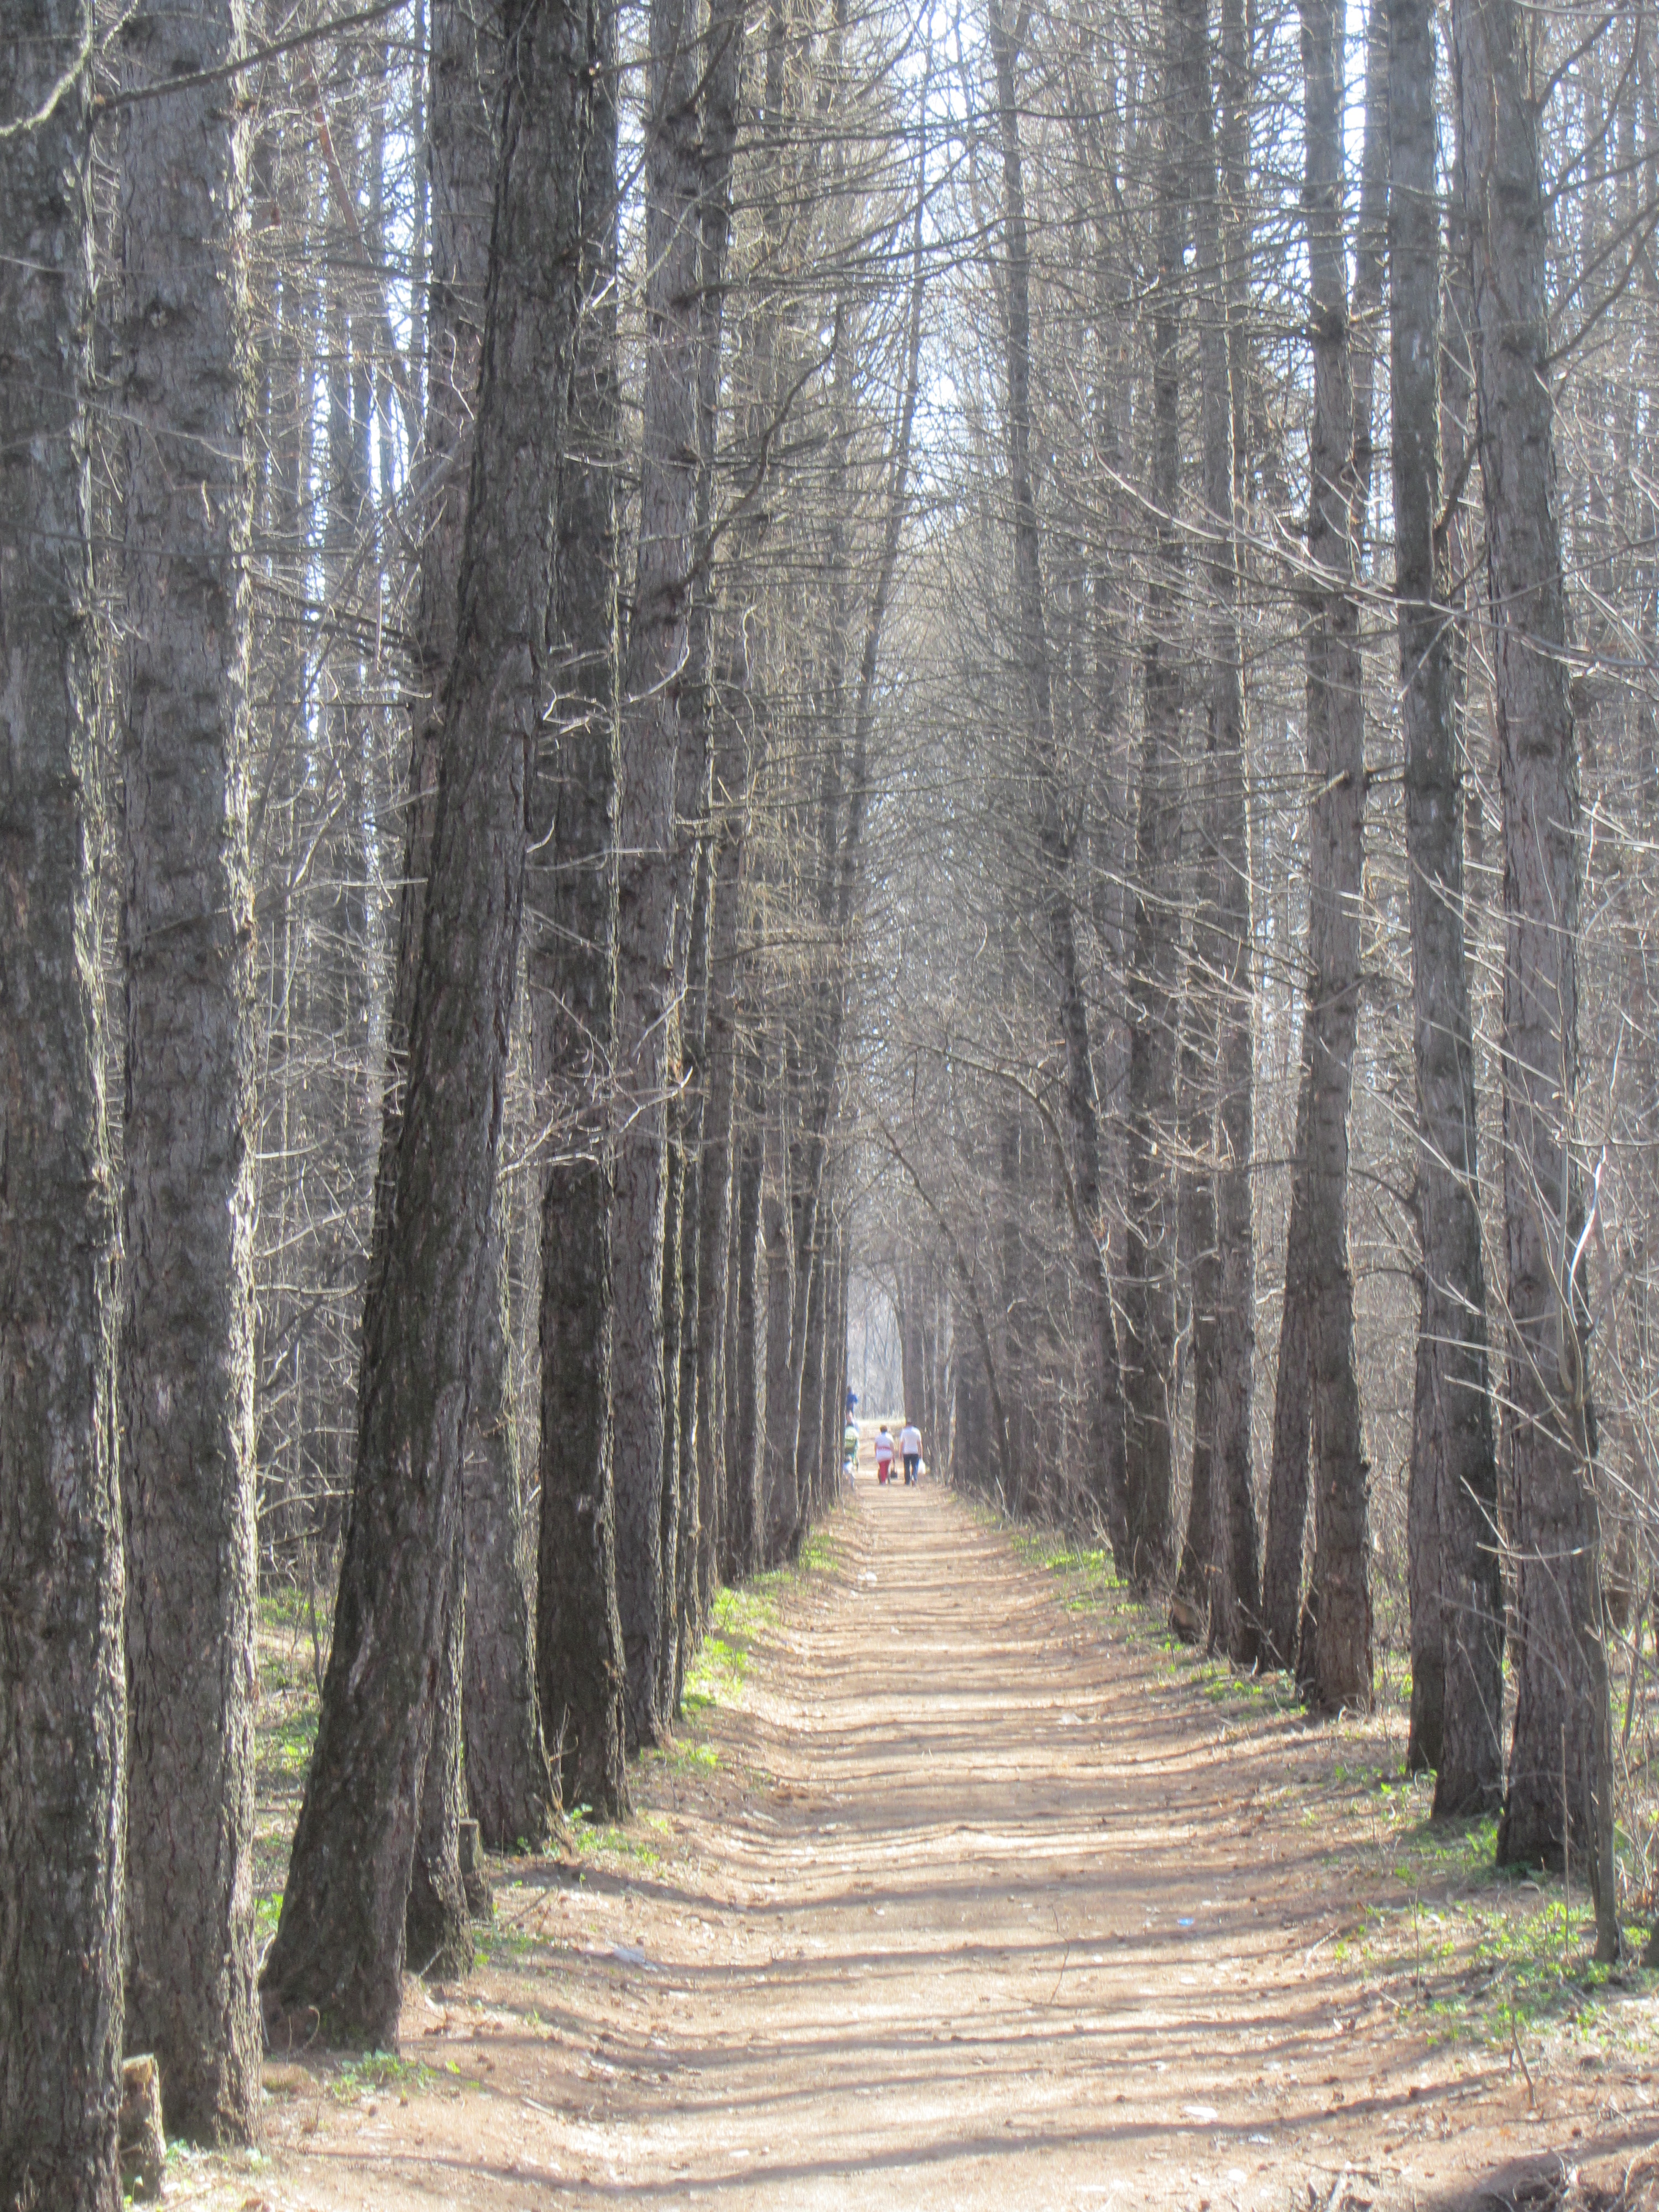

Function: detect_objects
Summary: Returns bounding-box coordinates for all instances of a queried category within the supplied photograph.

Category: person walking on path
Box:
[875,1426,895,1485]
[900,1420,922,1485]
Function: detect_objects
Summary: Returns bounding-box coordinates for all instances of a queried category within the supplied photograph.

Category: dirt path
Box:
[247,1478,1659,2211]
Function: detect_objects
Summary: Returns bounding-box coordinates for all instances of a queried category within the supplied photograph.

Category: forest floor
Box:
[185,1469,1659,2211]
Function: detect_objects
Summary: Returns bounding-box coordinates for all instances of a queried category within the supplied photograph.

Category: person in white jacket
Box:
[899,1420,922,1485]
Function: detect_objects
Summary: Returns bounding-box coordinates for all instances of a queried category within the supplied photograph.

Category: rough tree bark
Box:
[693,675,750,1612]
[761,1074,798,1558]
[404,1516,473,1979]
[1168,0,1261,1661]
[1261,1058,1316,1668]
[395,0,542,1955]
[669,0,743,1680]
[534,0,630,1822]
[675,837,711,1693]
[611,0,706,1743]
[417,0,558,1858]
[463,1194,554,1849]
[658,1117,687,1702]
[1121,0,1187,1582]
[0,12,126,2202]
[1389,0,1503,1813]
[1174,976,1220,1625]
[1452,0,1616,1929]
[729,1076,768,1577]
[116,0,260,2143]
[260,0,592,2044]
[1295,0,1373,1709]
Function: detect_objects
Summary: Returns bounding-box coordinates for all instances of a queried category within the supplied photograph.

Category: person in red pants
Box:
[874,1426,895,1484]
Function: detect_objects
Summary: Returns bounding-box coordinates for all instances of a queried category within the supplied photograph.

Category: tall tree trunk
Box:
[1175,963,1220,1620]
[0,11,126,2201]
[658,1114,686,1702]
[762,1076,799,1558]
[1452,0,1616,1937]
[1208,0,1261,1667]
[1121,0,1187,1582]
[534,0,629,1821]
[729,1078,767,1577]
[611,0,705,1745]
[260,0,592,2044]
[1171,0,1260,1661]
[415,0,556,1861]
[695,673,749,1614]
[987,0,1129,1564]
[1261,1055,1315,1666]
[679,0,744,1666]
[797,1238,831,1510]
[1296,0,1373,1710]
[1389,0,1503,1813]
[396,0,546,1945]
[116,0,259,2144]
[1171,22,1222,1615]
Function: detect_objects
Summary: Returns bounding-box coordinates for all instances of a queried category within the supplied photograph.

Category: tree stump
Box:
[119,2055,166,2201]
[458,1818,493,1921]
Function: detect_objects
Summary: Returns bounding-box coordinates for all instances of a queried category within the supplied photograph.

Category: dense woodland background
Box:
[6,0,1659,2196]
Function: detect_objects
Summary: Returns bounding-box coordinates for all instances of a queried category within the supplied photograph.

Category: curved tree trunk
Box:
[417,0,557,1861]
[0,12,126,2200]
[260,0,592,2044]
[117,0,260,2143]
[373,0,510,1968]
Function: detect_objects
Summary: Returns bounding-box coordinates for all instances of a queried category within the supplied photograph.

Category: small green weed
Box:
[799,1527,842,1574]
[567,1808,665,1865]
[685,1631,747,1704]
[329,2052,434,2101]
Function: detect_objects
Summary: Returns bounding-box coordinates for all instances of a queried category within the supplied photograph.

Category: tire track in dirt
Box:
[258,1477,1656,2210]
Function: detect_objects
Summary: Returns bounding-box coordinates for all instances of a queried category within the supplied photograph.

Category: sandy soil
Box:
[229,1474,1659,2212]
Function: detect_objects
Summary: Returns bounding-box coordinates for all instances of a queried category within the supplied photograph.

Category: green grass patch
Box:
[262,1704,317,1780]
[1306,1781,1659,2055]
[799,1526,843,1575]
[983,1491,1659,2061]
[645,1733,719,1775]
[566,1807,668,1866]
[685,1629,748,1705]
[1005,1524,1123,1594]
[328,2051,437,2101]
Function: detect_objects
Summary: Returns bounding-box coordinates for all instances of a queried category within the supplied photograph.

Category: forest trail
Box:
[254,1477,1656,2211]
